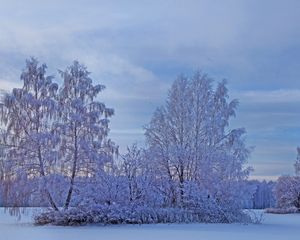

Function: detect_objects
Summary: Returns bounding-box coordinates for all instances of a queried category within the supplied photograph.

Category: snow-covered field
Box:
[0,209,299,240]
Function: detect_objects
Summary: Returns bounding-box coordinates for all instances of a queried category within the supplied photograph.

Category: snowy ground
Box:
[0,209,299,240]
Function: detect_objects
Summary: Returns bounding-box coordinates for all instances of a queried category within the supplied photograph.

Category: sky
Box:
[0,0,300,180]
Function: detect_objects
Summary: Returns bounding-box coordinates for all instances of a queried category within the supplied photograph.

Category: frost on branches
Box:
[0,60,253,225]
[0,58,116,213]
[56,61,117,209]
[144,73,252,223]
[0,58,60,209]
[271,148,300,213]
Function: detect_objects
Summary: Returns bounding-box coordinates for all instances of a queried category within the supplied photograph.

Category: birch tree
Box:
[0,58,59,210]
[57,61,117,209]
[145,72,251,207]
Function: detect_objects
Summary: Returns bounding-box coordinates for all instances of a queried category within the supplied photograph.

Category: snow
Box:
[0,209,299,240]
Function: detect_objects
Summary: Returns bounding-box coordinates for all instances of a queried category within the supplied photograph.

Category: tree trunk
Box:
[38,147,59,211]
[64,127,78,209]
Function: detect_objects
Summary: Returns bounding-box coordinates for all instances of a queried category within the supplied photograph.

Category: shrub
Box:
[34,203,252,226]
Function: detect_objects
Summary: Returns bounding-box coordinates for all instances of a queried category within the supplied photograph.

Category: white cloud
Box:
[234,89,300,104]
[0,0,300,179]
[0,79,21,91]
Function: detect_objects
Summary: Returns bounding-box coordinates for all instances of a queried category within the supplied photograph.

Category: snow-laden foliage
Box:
[144,73,251,212]
[242,180,276,209]
[56,61,117,209]
[272,148,300,212]
[295,147,300,176]
[0,58,60,210]
[34,204,252,226]
[0,61,253,224]
[265,207,299,214]
[274,176,300,210]
[0,58,116,212]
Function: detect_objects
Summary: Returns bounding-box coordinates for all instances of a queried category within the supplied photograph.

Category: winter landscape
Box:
[0,0,300,239]
[0,209,300,240]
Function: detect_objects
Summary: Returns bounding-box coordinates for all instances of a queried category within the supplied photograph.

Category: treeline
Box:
[243,180,276,209]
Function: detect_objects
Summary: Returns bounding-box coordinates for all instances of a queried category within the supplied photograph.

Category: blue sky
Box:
[0,0,300,180]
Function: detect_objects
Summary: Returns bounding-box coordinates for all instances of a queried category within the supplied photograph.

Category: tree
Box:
[1,61,255,224]
[57,61,117,209]
[121,144,143,202]
[273,147,300,211]
[295,147,300,176]
[244,180,276,209]
[0,59,117,212]
[119,144,160,206]
[0,58,59,210]
[274,176,300,210]
[145,72,251,210]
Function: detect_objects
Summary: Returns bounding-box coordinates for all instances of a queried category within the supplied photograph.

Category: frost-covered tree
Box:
[274,176,300,210]
[0,58,59,210]
[1,62,256,225]
[119,144,162,206]
[295,147,300,176]
[57,61,117,209]
[121,144,143,202]
[243,180,276,209]
[272,148,300,212]
[145,72,251,212]
[0,59,117,212]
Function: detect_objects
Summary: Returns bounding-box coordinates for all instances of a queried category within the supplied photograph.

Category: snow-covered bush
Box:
[272,148,300,213]
[265,207,299,214]
[34,203,252,226]
[274,176,300,210]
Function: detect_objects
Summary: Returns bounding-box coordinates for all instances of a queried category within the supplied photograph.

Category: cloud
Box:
[234,89,300,104]
[0,79,21,91]
[0,0,300,179]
